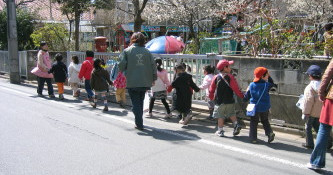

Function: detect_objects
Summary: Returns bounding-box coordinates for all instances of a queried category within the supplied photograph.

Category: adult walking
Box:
[31,41,55,98]
[308,59,333,170]
[119,32,157,130]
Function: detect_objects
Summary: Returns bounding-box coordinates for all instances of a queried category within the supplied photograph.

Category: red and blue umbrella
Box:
[145,36,185,54]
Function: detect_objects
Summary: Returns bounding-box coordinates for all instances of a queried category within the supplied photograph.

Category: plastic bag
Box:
[296,94,304,110]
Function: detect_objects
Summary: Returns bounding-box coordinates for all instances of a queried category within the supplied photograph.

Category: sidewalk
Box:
[0,75,306,140]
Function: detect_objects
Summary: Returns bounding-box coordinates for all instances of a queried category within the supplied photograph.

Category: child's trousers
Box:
[69,82,79,95]
[116,88,126,103]
[249,111,273,141]
[56,82,64,94]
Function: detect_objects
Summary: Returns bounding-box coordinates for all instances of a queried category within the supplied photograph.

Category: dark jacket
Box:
[171,72,200,113]
[48,61,67,83]
[90,68,113,91]
[209,73,244,105]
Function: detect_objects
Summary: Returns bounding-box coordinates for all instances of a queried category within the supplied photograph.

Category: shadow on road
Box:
[136,126,201,142]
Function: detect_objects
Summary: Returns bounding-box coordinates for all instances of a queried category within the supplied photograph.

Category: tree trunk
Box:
[134,16,143,32]
[74,0,80,51]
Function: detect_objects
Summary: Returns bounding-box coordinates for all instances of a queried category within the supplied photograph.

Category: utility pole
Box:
[6,0,20,84]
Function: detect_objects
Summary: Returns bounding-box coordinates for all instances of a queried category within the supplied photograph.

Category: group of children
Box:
[47,51,333,145]
[44,51,127,112]
[147,58,277,143]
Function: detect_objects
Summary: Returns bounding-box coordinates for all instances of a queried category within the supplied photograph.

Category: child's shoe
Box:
[179,119,185,125]
[59,94,64,100]
[233,124,242,136]
[183,113,192,125]
[268,132,275,143]
[164,113,172,119]
[119,102,126,108]
[103,106,108,111]
[215,130,225,137]
[91,102,97,108]
[145,112,153,117]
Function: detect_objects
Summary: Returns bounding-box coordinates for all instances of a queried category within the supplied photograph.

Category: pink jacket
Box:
[151,69,170,92]
[31,50,53,78]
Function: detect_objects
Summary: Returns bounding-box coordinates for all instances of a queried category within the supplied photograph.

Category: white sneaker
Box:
[179,119,185,125]
[307,163,321,170]
[183,113,192,125]
[164,113,172,119]
[145,112,153,117]
[215,130,225,137]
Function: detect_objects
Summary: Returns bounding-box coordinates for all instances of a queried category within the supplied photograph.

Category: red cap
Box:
[253,67,268,82]
[217,59,234,70]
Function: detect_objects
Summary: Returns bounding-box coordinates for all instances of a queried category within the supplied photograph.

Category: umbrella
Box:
[145,36,185,54]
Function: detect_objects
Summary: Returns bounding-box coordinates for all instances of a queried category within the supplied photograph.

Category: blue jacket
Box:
[244,79,274,112]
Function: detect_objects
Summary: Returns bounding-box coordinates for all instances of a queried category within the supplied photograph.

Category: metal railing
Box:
[66,51,220,101]
[0,51,27,78]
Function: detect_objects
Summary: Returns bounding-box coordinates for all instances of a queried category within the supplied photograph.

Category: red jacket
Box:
[209,73,244,101]
[78,57,94,80]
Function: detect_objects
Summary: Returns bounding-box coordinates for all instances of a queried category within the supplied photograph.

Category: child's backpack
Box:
[110,62,119,81]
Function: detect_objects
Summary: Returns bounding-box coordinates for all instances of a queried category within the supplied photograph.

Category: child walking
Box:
[244,67,276,143]
[113,70,127,108]
[48,53,67,100]
[301,65,332,149]
[90,58,113,111]
[199,65,215,120]
[170,64,200,125]
[209,59,244,137]
[68,55,81,97]
[147,58,171,118]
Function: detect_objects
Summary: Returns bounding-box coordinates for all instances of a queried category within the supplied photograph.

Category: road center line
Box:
[1,85,307,169]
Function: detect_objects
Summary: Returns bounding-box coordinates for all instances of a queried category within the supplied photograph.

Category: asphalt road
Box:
[0,79,332,175]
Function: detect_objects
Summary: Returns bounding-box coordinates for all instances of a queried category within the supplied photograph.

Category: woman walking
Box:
[308,59,333,170]
[31,41,55,98]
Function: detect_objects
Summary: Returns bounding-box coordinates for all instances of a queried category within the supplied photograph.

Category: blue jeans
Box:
[128,88,146,128]
[37,76,54,95]
[84,80,94,98]
[305,116,320,147]
[310,123,332,168]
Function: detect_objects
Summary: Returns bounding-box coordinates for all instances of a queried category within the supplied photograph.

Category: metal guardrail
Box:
[66,52,221,101]
[0,51,27,78]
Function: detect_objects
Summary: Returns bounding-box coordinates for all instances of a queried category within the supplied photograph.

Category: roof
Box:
[0,0,94,22]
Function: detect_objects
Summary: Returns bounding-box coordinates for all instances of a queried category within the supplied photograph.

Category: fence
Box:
[67,52,217,102]
[0,51,27,78]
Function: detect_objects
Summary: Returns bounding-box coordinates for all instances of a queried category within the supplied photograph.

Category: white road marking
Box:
[0,85,308,169]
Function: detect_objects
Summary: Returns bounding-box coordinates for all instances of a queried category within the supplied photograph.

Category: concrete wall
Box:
[223,56,331,127]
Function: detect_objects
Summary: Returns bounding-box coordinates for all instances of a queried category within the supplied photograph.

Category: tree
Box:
[0,7,36,50]
[30,23,70,51]
[54,0,116,51]
[53,0,91,51]
[2,0,36,7]
[145,0,221,53]
[285,0,332,24]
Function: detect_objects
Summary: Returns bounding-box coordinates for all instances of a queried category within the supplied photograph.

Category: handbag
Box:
[326,81,333,100]
[246,83,267,117]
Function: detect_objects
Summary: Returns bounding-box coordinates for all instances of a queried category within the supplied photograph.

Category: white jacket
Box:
[302,80,322,118]
[68,62,81,83]
[199,74,214,97]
